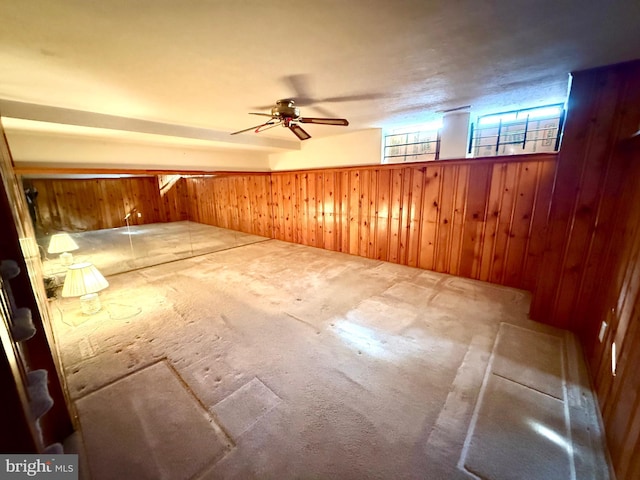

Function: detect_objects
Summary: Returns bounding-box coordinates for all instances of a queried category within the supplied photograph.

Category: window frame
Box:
[469,104,565,157]
[382,125,442,164]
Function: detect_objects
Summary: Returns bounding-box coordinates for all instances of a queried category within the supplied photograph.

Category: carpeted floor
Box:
[49,232,611,480]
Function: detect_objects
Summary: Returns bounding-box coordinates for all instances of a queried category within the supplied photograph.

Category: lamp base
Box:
[60,252,74,266]
[80,293,101,315]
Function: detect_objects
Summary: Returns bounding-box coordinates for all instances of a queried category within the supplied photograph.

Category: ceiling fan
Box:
[230,98,349,140]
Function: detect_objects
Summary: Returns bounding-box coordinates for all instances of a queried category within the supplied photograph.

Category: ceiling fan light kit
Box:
[231,99,349,140]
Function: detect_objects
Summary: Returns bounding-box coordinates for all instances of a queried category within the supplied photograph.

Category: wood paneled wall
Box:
[589,139,640,480]
[530,61,640,332]
[159,175,189,223]
[183,155,556,291]
[528,60,640,480]
[25,177,165,232]
[30,158,556,293]
[185,174,273,238]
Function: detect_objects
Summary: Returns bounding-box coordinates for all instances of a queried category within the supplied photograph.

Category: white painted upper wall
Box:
[6,131,271,172]
[4,126,383,173]
[269,129,383,171]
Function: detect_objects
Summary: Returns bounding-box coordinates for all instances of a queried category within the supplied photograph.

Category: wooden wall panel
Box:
[387,168,403,263]
[347,170,359,254]
[459,163,491,279]
[375,169,391,261]
[528,60,640,480]
[450,165,469,276]
[521,159,555,291]
[418,166,441,270]
[178,156,553,292]
[434,166,454,272]
[160,176,189,223]
[25,177,164,233]
[358,170,370,258]
[265,154,556,289]
[250,175,272,237]
[406,167,424,267]
[590,142,640,480]
[25,157,556,294]
[323,172,336,251]
[531,61,640,330]
[309,172,319,247]
[183,174,272,237]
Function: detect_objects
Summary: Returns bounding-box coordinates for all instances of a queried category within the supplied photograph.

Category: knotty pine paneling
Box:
[270,154,556,290]
[529,60,640,480]
[159,176,189,223]
[26,177,164,232]
[185,174,272,237]
[26,159,555,293]
[584,138,640,480]
[531,61,640,331]
[177,156,555,292]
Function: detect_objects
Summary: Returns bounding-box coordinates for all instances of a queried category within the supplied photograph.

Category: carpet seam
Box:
[164,360,237,450]
[490,371,565,401]
[456,322,503,477]
[71,358,167,401]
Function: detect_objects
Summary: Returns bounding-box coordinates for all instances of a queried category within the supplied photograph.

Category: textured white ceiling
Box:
[1,0,639,151]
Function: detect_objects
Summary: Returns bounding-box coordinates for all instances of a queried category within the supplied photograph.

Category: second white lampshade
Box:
[48,233,79,266]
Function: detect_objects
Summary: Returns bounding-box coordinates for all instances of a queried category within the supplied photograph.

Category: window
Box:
[383,121,442,164]
[470,104,565,157]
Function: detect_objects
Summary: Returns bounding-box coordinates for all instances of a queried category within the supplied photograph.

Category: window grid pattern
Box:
[383,130,440,164]
[471,105,564,157]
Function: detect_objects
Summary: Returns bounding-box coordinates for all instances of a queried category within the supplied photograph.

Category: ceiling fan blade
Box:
[319,93,382,103]
[309,104,338,118]
[251,104,275,110]
[299,117,349,126]
[289,124,312,140]
[249,112,275,117]
[255,121,281,132]
[280,75,382,108]
[284,74,314,106]
[230,121,275,135]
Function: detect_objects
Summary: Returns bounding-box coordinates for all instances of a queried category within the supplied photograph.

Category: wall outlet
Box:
[598,321,608,343]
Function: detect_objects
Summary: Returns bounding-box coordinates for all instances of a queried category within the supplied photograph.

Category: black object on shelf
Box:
[0,259,20,280]
[27,369,54,420]
[11,307,36,342]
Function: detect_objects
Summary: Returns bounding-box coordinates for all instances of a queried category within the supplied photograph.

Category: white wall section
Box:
[269,129,383,171]
[6,131,271,172]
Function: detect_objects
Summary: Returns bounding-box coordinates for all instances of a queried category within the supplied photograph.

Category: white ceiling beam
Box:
[0,100,299,151]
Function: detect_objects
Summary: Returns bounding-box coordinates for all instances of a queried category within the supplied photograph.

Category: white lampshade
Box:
[62,262,109,315]
[47,233,79,254]
[62,262,109,298]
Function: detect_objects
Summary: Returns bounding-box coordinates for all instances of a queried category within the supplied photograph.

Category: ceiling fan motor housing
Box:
[272,99,299,119]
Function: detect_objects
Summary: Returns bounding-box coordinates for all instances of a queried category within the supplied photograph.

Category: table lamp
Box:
[61,262,109,315]
[47,233,79,266]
